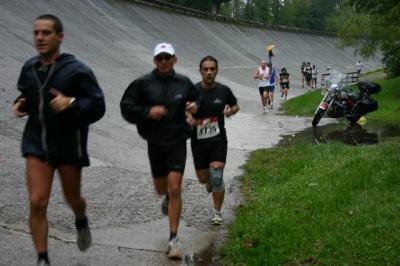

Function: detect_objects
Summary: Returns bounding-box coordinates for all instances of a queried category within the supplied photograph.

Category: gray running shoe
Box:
[77,223,92,252]
[37,259,50,266]
[270,104,273,109]
[161,197,169,215]
[205,179,213,193]
[165,237,181,259]
[212,211,223,225]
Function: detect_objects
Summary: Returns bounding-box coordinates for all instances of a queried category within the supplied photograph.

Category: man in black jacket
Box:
[120,43,200,260]
[13,14,105,266]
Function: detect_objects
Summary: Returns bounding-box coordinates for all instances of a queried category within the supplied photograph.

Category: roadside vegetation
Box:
[219,76,400,265]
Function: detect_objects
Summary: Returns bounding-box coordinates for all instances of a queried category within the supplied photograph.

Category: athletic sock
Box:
[38,251,49,264]
[169,232,177,241]
[75,216,88,230]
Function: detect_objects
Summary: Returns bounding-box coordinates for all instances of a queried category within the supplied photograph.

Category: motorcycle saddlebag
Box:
[358,98,378,113]
[358,80,381,94]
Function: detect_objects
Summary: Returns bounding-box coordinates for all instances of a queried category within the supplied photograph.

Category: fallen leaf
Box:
[242,240,253,247]
[1,87,5,92]
[0,158,6,162]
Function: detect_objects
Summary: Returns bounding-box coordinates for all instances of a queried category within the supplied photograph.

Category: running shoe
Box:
[165,237,181,259]
[212,211,223,225]
[263,106,268,114]
[77,223,92,252]
[37,259,50,266]
[161,197,169,215]
[270,104,273,109]
[206,179,213,193]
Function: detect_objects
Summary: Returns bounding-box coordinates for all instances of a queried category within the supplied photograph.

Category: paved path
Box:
[0,1,383,265]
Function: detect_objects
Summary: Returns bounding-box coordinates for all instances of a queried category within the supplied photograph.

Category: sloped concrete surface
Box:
[0,0,382,265]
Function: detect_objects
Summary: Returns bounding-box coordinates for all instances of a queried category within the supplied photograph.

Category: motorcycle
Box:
[312,68,381,127]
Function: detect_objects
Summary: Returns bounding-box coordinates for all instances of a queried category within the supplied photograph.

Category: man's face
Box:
[33,19,63,58]
[261,61,267,69]
[153,53,177,76]
[199,60,218,85]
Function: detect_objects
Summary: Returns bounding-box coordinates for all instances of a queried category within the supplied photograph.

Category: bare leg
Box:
[196,162,225,210]
[58,165,86,220]
[26,156,55,253]
[153,172,182,233]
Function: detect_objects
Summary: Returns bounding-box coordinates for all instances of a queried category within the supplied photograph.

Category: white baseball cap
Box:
[154,43,175,56]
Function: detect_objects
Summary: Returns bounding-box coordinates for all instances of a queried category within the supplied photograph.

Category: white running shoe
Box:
[263,106,268,114]
[212,211,223,225]
[165,237,181,260]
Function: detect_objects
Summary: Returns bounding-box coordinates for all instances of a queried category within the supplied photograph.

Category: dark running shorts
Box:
[306,75,312,82]
[191,140,227,170]
[148,141,187,177]
[259,86,269,95]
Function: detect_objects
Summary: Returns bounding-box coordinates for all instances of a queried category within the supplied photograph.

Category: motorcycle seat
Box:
[348,91,364,102]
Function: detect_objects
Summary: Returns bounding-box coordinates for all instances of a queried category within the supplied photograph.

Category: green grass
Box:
[220,141,400,265]
[220,75,400,265]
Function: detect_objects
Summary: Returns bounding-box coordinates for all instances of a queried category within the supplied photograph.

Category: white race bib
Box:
[197,117,220,139]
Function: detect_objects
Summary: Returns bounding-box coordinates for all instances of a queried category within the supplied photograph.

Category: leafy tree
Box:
[336,0,400,77]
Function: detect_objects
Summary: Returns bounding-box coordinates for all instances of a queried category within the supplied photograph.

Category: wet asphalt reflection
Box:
[278,119,400,147]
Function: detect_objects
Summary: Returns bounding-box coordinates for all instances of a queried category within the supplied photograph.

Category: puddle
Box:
[278,119,400,147]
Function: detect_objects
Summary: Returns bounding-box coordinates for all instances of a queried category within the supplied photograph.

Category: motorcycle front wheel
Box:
[312,108,327,127]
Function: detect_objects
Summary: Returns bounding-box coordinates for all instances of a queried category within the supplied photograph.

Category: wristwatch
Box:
[69,97,76,108]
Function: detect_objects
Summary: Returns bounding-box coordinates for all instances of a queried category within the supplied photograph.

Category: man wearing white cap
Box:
[120,42,200,259]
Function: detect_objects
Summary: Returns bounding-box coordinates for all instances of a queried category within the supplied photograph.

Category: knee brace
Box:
[209,168,225,192]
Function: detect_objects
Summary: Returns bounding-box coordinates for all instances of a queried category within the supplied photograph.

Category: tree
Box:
[336,0,400,77]
[212,0,231,14]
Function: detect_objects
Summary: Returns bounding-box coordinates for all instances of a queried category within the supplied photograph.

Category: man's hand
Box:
[13,98,28,117]
[223,105,232,117]
[49,88,73,113]
[185,111,197,127]
[185,101,198,115]
[148,105,167,121]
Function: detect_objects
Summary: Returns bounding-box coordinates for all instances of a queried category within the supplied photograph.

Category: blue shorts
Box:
[267,85,275,93]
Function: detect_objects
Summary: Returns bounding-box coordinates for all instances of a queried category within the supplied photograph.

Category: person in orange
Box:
[13,14,105,266]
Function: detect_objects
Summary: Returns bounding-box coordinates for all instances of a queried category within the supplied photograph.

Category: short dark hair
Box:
[36,14,63,34]
[199,55,218,69]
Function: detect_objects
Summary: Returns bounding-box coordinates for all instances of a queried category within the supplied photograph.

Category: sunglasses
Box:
[155,54,174,61]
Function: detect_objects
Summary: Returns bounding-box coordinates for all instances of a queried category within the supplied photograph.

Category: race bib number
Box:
[197,117,220,139]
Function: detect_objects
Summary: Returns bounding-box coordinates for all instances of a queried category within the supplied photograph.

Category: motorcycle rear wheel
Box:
[312,108,326,127]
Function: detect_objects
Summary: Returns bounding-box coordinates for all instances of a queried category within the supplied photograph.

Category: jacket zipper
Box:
[32,62,56,161]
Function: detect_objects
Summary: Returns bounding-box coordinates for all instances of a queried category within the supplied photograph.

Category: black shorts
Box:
[306,75,312,81]
[148,141,187,177]
[259,86,268,95]
[281,82,289,89]
[191,140,227,170]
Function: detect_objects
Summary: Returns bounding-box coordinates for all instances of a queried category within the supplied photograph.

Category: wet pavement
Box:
[279,118,400,147]
[0,1,386,265]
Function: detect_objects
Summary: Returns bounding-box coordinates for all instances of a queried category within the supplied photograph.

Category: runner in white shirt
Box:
[254,60,271,114]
